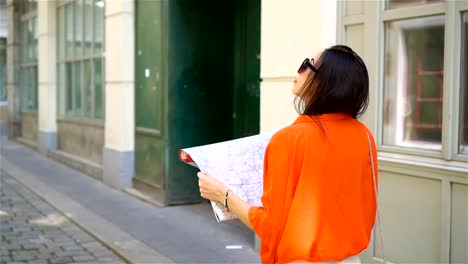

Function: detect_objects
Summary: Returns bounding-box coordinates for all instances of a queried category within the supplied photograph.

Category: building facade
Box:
[3,0,467,262]
[336,0,467,263]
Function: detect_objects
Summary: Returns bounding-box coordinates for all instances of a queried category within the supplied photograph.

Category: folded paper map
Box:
[179,128,281,222]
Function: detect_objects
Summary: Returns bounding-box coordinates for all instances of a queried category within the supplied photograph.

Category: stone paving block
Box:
[55,250,88,258]
[12,251,37,261]
[50,257,73,264]
[0,256,11,262]
[90,250,115,258]
[61,245,84,252]
[72,255,97,262]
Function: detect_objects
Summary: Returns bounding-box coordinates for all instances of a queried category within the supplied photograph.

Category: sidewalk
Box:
[0,140,260,263]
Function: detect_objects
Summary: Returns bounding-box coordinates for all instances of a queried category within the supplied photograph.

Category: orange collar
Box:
[293,113,353,124]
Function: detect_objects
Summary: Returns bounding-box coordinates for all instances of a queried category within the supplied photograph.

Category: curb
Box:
[1,156,174,264]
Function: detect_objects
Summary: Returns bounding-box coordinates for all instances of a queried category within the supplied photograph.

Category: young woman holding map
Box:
[197,45,378,264]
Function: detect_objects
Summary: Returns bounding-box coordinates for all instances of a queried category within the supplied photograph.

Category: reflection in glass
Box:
[66,63,73,113]
[383,16,445,150]
[95,0,104,55]
[75,62,82,114]
[84,0,93,56]
[387,0,444,9]
[58,63,66,115]
[75,0,83,57]
[0,39,6,101]
[94,59,103,119]
[58,7,65,60]
[460,13,468,154]
[66,4,74,59]
[84,60,92,117]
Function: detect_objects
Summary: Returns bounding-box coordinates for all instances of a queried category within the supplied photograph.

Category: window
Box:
[57,0,105,119]
[0,38,6,101]
[460,12,468,155]
[377,0,468,159]
[20,0,38,111]
[383,16,445,150]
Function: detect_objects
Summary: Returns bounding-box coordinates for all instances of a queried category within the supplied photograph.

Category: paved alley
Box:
[0,171,125,264]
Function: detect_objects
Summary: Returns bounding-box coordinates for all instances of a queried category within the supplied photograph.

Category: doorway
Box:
[135,0,261,205]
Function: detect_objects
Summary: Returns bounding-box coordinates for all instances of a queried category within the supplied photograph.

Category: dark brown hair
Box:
[294,45,369,119]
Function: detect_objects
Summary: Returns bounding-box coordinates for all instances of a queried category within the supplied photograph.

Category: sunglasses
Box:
[298,58,318,73]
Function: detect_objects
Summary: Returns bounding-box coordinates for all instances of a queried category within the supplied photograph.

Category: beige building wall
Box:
[260,0,337,132]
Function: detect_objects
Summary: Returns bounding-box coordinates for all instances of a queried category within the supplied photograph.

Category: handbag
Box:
[366,131,387,264]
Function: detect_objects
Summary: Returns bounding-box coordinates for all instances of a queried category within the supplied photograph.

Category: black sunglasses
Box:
[298,58,318,73]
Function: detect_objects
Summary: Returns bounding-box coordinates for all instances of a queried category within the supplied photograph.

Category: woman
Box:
[197,45,377,263]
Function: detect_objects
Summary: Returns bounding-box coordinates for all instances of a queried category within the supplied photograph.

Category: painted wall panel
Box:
[345,24,364,58]
[451,183,468,264]
[376,172,442,263]
[346,1,364,15]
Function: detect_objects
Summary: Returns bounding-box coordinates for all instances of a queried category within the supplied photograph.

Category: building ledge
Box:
[47,149,103,181]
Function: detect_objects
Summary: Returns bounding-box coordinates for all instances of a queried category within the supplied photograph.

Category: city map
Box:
[179,128,281,222]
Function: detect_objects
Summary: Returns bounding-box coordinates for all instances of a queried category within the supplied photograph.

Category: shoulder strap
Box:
[366,131,386,263]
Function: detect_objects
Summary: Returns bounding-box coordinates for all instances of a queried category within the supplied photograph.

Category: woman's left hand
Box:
[197,172,229,203]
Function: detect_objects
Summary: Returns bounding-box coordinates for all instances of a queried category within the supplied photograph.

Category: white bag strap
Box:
[366,131,386,263]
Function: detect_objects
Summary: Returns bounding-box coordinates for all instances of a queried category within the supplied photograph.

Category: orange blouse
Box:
[248,114,377,263]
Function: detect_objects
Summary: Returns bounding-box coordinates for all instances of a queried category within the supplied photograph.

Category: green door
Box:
[134,0,166,201]
[135,0,261,205]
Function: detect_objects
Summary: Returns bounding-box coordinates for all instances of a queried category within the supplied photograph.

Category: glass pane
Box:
[66,62,73,113]
[33,16,38,61]
[75,62,82,114]
[24,68,33,110]
[58,63,66,115]
[95,0,104,55]
[387,0,444,9]
[460,12,468,155]
[58,7,65,60]
[75,0,83,57]
[0,39,6,101]
[84,60,92,117]
[27,19,33,62]
[33,66,38,110]
[84,0,93,56]
[21,22,27,62]
[383,16,445,150]
[22,68,28,109]
[94,58,103,119]
[66,4,74,59]
[29,0,37,12]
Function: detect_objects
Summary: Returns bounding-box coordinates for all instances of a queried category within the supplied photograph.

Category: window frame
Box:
[375,0,468,162]
[56,0,105,121]
[459,10,468,156]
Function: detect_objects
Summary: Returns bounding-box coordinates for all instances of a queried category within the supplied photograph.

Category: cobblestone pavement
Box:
[0,171,126,264]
